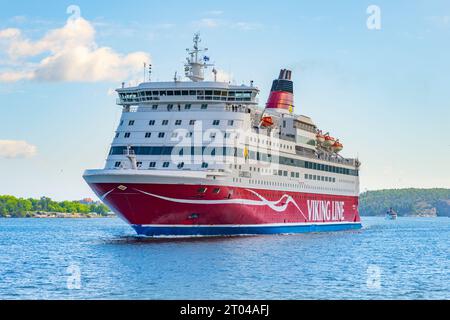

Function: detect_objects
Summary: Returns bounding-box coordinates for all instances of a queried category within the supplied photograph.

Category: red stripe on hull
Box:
[88,183,360,226]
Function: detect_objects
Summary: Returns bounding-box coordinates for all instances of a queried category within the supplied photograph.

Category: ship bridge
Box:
[116,82,259,106]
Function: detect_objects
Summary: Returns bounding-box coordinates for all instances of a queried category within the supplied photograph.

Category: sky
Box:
[0,0,449,200]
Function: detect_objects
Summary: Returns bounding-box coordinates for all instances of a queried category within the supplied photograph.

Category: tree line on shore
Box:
[0,195,110,217]
[359,188,450,217]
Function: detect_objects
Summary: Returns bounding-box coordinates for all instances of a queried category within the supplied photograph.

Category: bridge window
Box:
[114,162,121,168]
[145,132,151,138]
[158,132,165,138]
[124,132,131,138]
[128,120,135,126]
[149,120,155,126]
[175,120,182,125]
[163,162,170,168]
[149,162,156,168]
[162,120,169,125]
[213,120,220,126]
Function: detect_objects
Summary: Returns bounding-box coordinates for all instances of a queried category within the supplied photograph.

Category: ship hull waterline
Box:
[85,173,362,237]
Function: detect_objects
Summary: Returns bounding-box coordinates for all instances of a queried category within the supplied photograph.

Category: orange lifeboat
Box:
[260,116,274,127]
[332,140,343,153]
[316,130,325,144]
[323,134,336,147]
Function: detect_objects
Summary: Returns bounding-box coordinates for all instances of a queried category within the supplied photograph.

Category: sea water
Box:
[0,217,448,299]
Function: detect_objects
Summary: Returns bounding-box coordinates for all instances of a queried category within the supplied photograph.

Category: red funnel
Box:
[266,69,294,113]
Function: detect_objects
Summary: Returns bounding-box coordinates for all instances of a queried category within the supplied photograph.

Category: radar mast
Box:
[184,33,214,82]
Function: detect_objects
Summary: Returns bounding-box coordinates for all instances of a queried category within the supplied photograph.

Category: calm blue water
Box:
[0,217,448,300]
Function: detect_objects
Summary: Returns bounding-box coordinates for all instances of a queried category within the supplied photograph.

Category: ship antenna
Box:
[143,62,146,82]
[148,64,152,82]
[185,33,214,82]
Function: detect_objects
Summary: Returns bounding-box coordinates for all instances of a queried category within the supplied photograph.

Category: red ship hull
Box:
[88,182,361,236]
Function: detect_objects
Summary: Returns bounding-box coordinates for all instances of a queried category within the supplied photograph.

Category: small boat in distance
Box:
[385,208,398,220]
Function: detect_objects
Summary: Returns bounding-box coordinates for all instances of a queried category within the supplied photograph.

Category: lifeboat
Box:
[331,140,343,153]
[260,116,274,127]
[316,130,325,144]
[323,134,336,147]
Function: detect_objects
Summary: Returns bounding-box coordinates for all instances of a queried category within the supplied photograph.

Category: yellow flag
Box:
[289,105,293,113]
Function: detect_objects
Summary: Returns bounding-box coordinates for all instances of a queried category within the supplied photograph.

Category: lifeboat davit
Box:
[260,116,274,127]
[331,140,344,153]
[323,134,336,147]
[316,131,325,144]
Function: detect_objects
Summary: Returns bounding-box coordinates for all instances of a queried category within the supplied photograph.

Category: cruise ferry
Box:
[83,34,362,236]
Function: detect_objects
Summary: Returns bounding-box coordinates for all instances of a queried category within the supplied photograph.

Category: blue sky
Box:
[0,0,449,200]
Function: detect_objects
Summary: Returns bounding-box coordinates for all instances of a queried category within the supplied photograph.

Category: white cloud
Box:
[204,10,224,16]
[0,18,150,83]
[0,140,37,159]
[195,18,221,29]
[205,69,233,83]
[193,18,262,31]
[232,22,263,31]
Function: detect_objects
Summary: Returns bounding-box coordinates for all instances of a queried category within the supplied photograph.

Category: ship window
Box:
[175,120,182,125]
[189,90,196,95]
[159,91,166,96]
[149,162,156,168]
[120,120,124,126]
[171,132,177,138]
[283,171,288,177]
[228,120,234,126]
[291,172,295,178]
[201,162,209,168]
[152,91,159,96]
[197,187,207,193]
[124,132,131,138]
[114,162,121,168]
[185,104,191,110]
[163,162,170,168]
[210,133,216,138]
[201,104,208,109]
[152,105,158,110]
[137,162,142,168]
[145,132,151,138]
[167,91,174,96]
[296,173,299,178]
[174,91,181,96]
[189,120,196,125]
[158,132,165,138]
[182,90,189,96]
[162,120,169,125]
[186,132,193,138]
[128,120,135,126]
[177,162,185,169]
[305,174,308,179]
[115,132,119,138]
[149,120,155,126]
[213,120,220,126]
[167,105,173,111]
